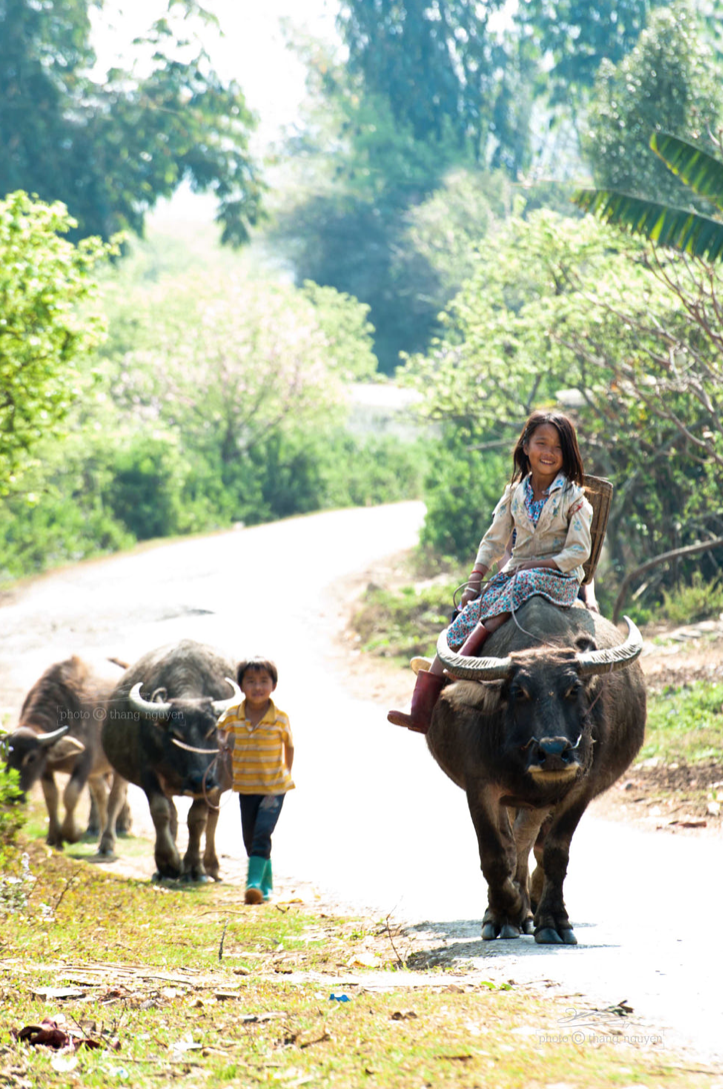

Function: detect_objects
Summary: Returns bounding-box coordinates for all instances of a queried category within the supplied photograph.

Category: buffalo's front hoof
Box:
[534,926,577,945]
[481,909,532,940]
[180,871,209,884]
[152,871,182,884]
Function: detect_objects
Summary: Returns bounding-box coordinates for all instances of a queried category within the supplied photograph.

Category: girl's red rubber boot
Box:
[459,623,490,657]
[387,670,445,734]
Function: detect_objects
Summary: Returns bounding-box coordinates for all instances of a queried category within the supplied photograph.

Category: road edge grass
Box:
[0,836,720,1088]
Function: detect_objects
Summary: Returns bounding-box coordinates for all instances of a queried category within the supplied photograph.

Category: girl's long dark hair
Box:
[511,411,585,487]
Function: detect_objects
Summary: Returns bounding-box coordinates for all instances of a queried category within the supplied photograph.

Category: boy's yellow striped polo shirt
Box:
[217,699,295,794]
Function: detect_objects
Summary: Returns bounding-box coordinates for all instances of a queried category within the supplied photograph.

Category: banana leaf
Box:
[650,132,723,213]
[572,188,723,262]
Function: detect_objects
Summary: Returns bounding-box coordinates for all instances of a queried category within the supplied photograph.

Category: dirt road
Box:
[1,503,721,1066]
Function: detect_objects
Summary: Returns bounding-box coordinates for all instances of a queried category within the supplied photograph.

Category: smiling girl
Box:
[388,410,593,734]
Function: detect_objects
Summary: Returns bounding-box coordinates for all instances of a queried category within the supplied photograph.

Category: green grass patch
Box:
[353,577,461,664]
[641,681,723,764]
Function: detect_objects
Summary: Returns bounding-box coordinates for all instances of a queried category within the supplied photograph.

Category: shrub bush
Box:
[0,767,25,870]
[0,426,428,584]
[419,437,508,562]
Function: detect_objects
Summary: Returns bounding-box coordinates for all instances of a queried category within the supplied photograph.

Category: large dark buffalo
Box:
[2,657,128,848]
[429,597,645,945]
[100,640,239,881]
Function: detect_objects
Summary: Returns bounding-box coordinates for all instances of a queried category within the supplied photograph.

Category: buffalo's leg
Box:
[512,807,549,935]
[183,800,209,882]
[98,773,127,857]
[87,787,101,837]
[91,777,132,836]
[466,786,526,939]
[86,774,109,851]
[534,793,591,945]
[60,754,92,843]
[203,789,222,882]
[144,776,183,879]
[41,771,63,848]
[530,815,553,911]
[116,797,133,835]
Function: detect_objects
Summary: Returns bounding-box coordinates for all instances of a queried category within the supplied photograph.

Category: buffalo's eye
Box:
[564,683,582,700]
[513,688,532,702]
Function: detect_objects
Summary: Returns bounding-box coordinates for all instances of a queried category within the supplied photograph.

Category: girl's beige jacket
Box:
[474,474,593,584]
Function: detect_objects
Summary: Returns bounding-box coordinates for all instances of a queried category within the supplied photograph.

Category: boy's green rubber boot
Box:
[245,856,266,904]
[261,859,273,902]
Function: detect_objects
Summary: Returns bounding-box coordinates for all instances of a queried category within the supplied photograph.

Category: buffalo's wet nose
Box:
[528,737,577,772]
[540,737,569,757]
[185,769,218,793]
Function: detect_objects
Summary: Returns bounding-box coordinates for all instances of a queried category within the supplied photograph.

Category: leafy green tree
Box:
[98,265,377,475]
[404,168,511,296]
[272,189,443,374]
[337,0,696,173]
[0,191,114,487]
[520,0,665,110]
[0,0,263,243]
[583,3,722,205]
[272,43,513,371]
[337,0,533,172]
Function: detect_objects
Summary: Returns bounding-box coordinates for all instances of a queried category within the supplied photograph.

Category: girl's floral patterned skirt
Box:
[447,568,580,650]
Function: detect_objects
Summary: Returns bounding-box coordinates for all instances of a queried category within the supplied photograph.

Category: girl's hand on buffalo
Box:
[461,584,481,608]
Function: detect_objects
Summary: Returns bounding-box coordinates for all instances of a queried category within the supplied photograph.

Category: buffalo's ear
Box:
[574,634,597,653]
[48,736,85,761]
[445,679,502,713]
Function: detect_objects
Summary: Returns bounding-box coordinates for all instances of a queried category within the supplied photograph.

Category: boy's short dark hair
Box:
[237,657,278,687]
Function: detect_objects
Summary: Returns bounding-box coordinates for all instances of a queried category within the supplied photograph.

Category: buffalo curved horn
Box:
[39,726,70,746]
[436,626,513,681]
[575,616,643,677]
[211,678,242,717]
[128,682,172,719]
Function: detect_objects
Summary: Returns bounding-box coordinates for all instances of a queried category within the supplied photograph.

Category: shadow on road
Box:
[403,918,620,971]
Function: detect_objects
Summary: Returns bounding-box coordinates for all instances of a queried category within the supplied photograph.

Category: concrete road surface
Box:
[1,503,721,1066]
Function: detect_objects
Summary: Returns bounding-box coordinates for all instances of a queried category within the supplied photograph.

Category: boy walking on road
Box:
[217,657,294,904]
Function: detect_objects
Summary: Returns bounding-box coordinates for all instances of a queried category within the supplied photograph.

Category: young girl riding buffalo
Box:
[388,410,593,735]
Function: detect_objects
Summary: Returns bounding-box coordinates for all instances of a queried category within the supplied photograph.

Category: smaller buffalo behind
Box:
[2,657,128,849]
[429,597,646,945]
[100,639,239,881]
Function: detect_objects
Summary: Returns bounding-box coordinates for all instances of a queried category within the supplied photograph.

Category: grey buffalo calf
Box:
[100,640,240,882]
[3,657,128,849]
[429,597,646,945]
